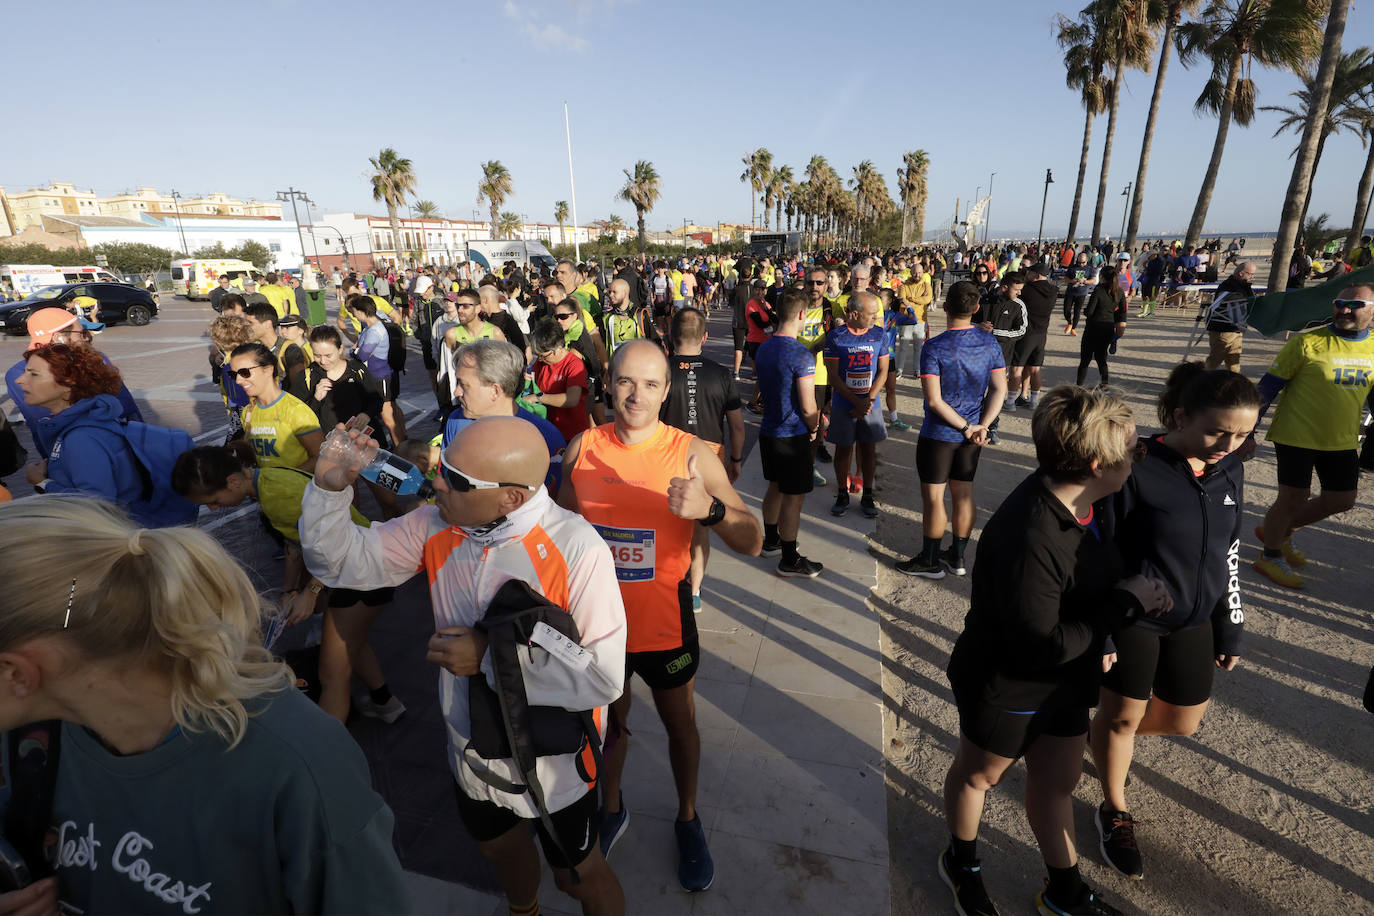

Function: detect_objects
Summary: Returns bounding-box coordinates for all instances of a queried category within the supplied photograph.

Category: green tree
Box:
[1126,0,1203,252]
[0,241,87,265]
[554,200,570,246]
[740,149,770,228]
[1177,0,1325,249]
[771,165,794,235]
[477,161,513,240]
[495,212,522,237]
[804,155,831,245]
[193,242,230,259]
[1059,11,1112,244]
[414,200,441,219]
[370,148,418,269]
[92,241,183,275]
[232,240,273,269]
[618,160,662,255]
[898,150,931,245]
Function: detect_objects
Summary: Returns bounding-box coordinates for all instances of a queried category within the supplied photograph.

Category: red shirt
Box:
[534,350,590,442]
[745,298,772,344]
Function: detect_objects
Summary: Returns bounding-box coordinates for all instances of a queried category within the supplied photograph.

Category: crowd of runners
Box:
[0,239,1371,916]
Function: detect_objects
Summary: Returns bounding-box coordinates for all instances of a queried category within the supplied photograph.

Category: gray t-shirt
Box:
[2,688,407,914]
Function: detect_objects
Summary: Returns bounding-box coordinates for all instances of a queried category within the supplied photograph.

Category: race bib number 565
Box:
[593,524,656,582]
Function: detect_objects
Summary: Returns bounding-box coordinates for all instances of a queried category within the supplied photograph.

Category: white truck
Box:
[464,240,557,274]
[746,232,803,260]
[0,264,66,296]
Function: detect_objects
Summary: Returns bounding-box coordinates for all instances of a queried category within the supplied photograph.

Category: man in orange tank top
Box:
[559,340,761,893]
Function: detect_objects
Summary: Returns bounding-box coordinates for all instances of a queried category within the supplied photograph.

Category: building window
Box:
[269,242,282,252]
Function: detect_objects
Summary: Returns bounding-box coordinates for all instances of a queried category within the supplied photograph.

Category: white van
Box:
[0,264,67,296]
[58,265,124,284]
[465,240,557,274]
[170,258,260,299]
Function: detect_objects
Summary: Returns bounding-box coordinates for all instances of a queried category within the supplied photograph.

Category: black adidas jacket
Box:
[1112,436,1246,656]
[948,473,1144,712]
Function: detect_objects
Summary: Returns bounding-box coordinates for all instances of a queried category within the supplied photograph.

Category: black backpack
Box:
[3,720,60,888]
[463,579,603,881]
[384,320,407,375]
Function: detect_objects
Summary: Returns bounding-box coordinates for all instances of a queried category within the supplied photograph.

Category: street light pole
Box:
[683,217,690,252]
[168,190,189,254]
[985,172,996,245]
[276,188,312,274]
[1036,169,1055,251]
[1118,182,1132,251]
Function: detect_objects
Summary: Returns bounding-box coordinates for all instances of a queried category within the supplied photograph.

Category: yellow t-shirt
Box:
[241,391,322,470]
[260,284,296,319]
[670,270,685,301]
[1265,327,1374,451]
[799,303,829,386]
[257,466,368,542]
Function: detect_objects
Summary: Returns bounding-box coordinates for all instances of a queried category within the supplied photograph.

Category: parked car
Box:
[0,282,160,333]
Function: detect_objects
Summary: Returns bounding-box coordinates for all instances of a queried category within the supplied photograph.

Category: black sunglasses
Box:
[554,311,577,320]
[232,364,272,380]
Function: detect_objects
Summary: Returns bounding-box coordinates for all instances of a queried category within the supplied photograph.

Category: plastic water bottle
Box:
[360,449,434,497]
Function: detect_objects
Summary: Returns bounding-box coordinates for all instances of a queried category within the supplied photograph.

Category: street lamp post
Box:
[985,172,996,245]
[683,217,691,252]
[168,190,189,254]
[1118,182,1132,252]
[276,188,313,274]
[1036,169,1055,251]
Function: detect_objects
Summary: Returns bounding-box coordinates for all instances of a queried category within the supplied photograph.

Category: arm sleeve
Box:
[519,534,628,710]
[300,482,430,589]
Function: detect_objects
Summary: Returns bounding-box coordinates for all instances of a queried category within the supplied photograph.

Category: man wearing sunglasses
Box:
[558,340,762,892]
[1251,283,1374,588]
[303,415,629,915]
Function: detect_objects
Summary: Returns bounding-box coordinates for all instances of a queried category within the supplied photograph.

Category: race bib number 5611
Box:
[593,524,656,582]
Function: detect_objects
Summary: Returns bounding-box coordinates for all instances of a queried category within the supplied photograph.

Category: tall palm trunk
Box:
[901,198,913,247]
[775,199,783,234]
[636,209,647,255]
[1185,50,1244,249]
[1296,130,1330,230]
[1067,107,1096,244]
[1343,137,1374,254]
[387,204,402,269]
[1126,14,1179,252]
[1269,0,1351,291]
[1092,59,1126,246]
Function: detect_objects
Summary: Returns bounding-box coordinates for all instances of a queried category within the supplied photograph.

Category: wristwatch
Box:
[307,581,324,595]
[700,496,727,527]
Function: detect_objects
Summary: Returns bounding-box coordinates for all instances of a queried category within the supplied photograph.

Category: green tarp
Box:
[1246,264,1374,336]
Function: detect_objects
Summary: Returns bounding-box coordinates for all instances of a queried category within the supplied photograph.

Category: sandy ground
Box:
[874,304,1374,915]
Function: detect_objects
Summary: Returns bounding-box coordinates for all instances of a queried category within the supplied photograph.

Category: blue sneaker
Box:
[599,796,629,858]
[674,814,714,891]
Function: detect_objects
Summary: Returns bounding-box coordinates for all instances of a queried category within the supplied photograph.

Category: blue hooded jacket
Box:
[6,358,142,456]
[39,394,145,508]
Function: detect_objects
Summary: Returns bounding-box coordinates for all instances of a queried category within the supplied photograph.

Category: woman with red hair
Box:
[19,343,142,505]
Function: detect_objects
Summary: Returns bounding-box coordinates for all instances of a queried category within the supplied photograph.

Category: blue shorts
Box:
[827,396,887,446]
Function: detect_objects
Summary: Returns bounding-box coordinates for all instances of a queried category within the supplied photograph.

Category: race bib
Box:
[593,524,656,582]
[846,371,872,393]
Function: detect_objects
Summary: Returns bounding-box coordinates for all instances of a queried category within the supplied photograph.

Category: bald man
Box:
[558,340,760,890]
[302,414,629,915]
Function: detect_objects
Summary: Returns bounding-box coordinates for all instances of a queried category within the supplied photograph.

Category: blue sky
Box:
[8,0,1371,239]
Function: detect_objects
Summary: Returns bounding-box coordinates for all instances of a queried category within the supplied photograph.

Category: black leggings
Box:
[1063,292,1087,329]
[1077,323,1114,386]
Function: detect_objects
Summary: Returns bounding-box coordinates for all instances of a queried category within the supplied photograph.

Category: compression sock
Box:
[952,536,970,563]
[509,899,540,916]
[782,540,800,565]
[1045,863,1084,904]
[369,684,393,705]
[922,536,943,564]
[949,835,978,867]
[1263,547,1283,559]
[764,523,779,544]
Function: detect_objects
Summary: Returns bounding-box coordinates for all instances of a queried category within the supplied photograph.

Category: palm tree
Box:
[1126,0,1203,252]
[804,156,831,245]
[414,200,441,219]
[740,149,768,228]
[496,212,522,238]
[772,165,794,234]
[604,214,627,239]
[554,200,570,246]
[369,148,417,269]
[850,160,881,241]
[1262,44,1374,230]
[477,161,513,239]
[898,150,931,246]
[1082,0,1158,246]
[1344,112,1374,255]
[1177,0,1325,250]
[754,150,776,229]
[618,160,661,255]
[1058,13,1112,244]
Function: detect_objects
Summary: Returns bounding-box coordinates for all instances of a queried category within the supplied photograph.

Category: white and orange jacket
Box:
[300,482,627,818]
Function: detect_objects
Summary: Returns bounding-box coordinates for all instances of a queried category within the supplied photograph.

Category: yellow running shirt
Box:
[800,302,830,386]
[241,391,321,470]
[1265,326,1374,451]
[257,466,368,542]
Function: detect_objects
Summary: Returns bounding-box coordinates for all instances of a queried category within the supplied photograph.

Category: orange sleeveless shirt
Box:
[572,422,696,652]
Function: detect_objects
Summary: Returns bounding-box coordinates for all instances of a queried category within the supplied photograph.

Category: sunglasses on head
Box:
[438,453,538,493]
[1333,298,1374,311]
[232,364,272,380]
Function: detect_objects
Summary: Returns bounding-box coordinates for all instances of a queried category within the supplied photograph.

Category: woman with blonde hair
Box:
[0,496,406,914]
[938,385,1172,916]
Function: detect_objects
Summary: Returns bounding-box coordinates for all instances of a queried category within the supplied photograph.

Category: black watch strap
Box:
[700,496,727,527]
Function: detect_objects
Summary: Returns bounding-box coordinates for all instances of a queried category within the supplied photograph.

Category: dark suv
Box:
[0,282,160,333]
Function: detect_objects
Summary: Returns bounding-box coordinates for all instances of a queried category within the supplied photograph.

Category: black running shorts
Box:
[956,697,1089,760]
[732,326,747,351]
[1273,443,1359,492]
[916,435,982,485]
[759,433,815,495]
[627,639,700,691]
[327,586,396,609]
[453,783,599,869]
[1102,622,1216,707]
[1011,332,1048,368]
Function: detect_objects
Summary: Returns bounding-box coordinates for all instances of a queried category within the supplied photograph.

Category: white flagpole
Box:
[564,101,581,263]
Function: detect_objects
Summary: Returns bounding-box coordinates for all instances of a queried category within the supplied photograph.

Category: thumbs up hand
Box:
[668,452,713,520]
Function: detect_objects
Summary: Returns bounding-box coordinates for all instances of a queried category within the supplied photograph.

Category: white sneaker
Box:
[355,694,406,724]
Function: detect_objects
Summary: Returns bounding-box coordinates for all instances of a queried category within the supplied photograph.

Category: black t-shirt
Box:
[730,283,754,330]
[661,354,741,446]
[301,358,388,445]
[1021,279,1059,334]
